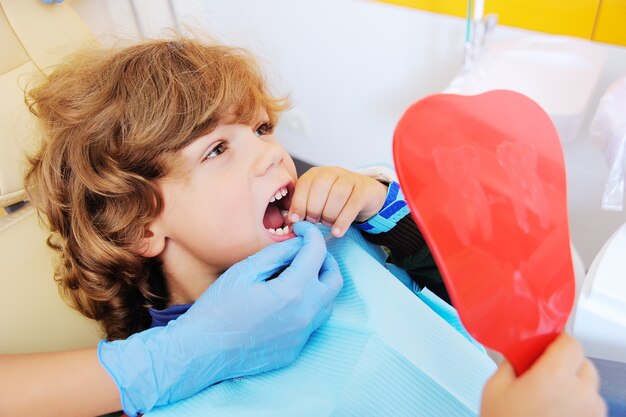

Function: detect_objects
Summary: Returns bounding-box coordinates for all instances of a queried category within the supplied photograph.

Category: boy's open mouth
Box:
[262,183,294,236]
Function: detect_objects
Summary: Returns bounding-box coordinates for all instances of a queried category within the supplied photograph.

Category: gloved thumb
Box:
[241,235,303,282]
[310,252,343,331]
[290,221,327,274]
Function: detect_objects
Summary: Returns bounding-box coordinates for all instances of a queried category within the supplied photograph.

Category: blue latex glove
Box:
[40,0,64,3]
[98,222,342,416]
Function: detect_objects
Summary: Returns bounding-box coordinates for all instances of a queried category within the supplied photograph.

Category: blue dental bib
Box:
[147,227,496,417]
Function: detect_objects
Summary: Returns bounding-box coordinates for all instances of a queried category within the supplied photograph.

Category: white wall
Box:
[70,0,626,266]
[70,0,468,167]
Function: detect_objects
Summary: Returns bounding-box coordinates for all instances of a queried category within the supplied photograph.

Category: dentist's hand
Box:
[480,333,606,417]
[288,166,388,238]
[98,221,342,416]
[40,0,64,3]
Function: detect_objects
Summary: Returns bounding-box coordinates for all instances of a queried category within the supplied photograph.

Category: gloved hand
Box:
[98,221,342,416]
[40,0,64,3]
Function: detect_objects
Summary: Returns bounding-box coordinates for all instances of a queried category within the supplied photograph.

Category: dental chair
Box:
[0,0,101,353]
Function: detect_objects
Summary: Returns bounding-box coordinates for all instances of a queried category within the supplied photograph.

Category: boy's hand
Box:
[480,333,606,417]
[288,166,388,238]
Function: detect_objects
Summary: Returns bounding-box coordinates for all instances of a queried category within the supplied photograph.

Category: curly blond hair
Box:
[24,38,287,340]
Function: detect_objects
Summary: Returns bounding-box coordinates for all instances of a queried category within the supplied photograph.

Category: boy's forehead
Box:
[221,107,270,124]
[164,108,273,170]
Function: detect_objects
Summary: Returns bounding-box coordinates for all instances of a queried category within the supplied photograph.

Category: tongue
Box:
[263,204,285,229]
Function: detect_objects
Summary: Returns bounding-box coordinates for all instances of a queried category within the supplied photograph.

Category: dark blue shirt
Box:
[148,303,191,327]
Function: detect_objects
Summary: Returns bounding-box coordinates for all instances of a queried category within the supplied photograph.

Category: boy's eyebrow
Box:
[159,134,214,179]
[182,133,216,158]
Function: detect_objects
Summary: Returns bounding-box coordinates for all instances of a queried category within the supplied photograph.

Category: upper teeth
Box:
[269,187,288,203]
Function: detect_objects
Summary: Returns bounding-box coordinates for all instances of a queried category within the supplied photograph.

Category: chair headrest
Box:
[0,0,94,208]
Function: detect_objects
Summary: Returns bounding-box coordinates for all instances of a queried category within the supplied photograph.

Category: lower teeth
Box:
[268,225,290,235]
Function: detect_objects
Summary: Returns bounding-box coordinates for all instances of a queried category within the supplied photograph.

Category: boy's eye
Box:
[254,122,274,137]
[202,142,227,161]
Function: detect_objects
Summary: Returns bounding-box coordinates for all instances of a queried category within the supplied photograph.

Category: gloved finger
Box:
[241,237,303,282]
[311,253,343,328]
[317,252,343,296]
[266,236,332,297]
[310,297,333,333]
[290,221,327,276]
[304,253,342,332]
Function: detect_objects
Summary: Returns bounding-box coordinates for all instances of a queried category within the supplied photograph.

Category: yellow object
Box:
[378,0,467,17]
[377,0,626,47]
[593,0,626,46]
[485,0,599,39]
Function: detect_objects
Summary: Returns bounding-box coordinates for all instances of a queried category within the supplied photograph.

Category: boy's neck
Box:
[159,242,220,306]
[166,280,213,306]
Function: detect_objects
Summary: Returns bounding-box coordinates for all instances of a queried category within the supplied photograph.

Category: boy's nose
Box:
[252,140,284,177]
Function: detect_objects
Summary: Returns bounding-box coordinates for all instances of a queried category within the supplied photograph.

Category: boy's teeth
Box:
[269,187,289,203]
[267,225,291,235]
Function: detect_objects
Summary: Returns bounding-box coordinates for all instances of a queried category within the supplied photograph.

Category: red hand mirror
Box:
[393,90,575,375]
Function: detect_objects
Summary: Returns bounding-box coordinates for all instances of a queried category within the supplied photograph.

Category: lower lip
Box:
[265,229,297,242]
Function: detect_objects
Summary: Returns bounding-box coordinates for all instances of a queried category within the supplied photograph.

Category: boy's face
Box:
[151,115,298,296]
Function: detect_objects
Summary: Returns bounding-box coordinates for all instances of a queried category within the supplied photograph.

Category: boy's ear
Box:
[133,225,166,258]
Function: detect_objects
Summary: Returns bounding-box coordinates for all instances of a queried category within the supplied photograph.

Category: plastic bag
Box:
[590,77,626,211]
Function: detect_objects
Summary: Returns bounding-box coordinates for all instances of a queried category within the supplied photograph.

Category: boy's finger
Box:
[331,192,364,237]
[305,175,337,223]
[288,174,313,223]
[321,178,354,225]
